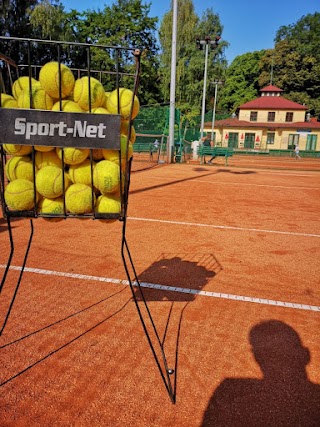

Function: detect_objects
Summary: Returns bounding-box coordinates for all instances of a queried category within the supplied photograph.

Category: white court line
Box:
[0,264,319,313]
[128,217,320,238]
[149,175,319,190]
[196,180,320,190]
[255,171,320,177]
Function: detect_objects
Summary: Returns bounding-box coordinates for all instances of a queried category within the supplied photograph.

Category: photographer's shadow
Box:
[201,320,320,426]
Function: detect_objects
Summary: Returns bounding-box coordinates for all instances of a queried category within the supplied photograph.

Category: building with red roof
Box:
[204,85,320,151]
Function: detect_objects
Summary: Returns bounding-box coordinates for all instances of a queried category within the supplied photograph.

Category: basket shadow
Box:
[0,216,20,233]
[132,253,223,401]
[0,287,130,387]
[135,253,222,302]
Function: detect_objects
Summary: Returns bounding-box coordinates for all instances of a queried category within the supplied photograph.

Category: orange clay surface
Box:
[1,155,320,426]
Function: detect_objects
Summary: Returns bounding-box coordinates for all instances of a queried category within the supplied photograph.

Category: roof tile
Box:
[260,85,283,92]
[239,96,307,110]
[205,117,320,129]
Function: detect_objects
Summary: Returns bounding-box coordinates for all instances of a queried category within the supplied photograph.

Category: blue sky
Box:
[61,0,319,64]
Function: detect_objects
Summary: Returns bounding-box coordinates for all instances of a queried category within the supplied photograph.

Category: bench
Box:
[133,142,153,153]
[198,146,234,166]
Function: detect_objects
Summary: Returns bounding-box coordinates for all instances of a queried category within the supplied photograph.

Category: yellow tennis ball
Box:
[120,135,133,159]
[38,196,65,221]
[73,76,105,111]
[39,62,75,99]
[68,159,95,185]
[52,99,84,112]
[56,147,89,165]
[102,135,133,165]
[120,120,136,143]
[106,87,140,119]
[93,160,120,195]
[34,146,55,152]
[91,107,110,114]
[3,144,33,156]
[101,149,119,164]
[103,91,111,108]
[4,179,37,211]
[1,94,18,108]
[18,87,54,110]
[95,194,121,214]
[12,76,41,100]
[35,149,61,169]
[5,155,36,181]
[36,165,70,198]
[65,183,96,214]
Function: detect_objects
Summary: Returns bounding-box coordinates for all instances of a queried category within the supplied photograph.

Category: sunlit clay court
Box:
[1,6,320,422]
[1,156,320,426]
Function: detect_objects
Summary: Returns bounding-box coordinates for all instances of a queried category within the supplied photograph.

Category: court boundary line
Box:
[196,180,320,190]
[147,175,319,190]
[0,264,319,312]
[128,217,320,238]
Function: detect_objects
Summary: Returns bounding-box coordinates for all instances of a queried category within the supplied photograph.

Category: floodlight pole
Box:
[200,42,209,141]
[168,0,178,164]
[211,81,223,142]
[196,36,221,141]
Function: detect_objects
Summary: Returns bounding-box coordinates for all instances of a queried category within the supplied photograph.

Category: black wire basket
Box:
[0,36,141,222]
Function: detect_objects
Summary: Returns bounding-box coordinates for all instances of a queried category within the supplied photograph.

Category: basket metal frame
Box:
[0,36,175,403]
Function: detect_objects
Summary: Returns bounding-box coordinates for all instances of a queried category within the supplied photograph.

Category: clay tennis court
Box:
[1,155,320,426]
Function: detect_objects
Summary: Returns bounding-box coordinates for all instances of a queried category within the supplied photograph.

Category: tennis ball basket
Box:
[0,37,175,402]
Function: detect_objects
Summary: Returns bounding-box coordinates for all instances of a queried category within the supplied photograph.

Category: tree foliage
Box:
[159,0,228,120]
[275,12,320,61]
[219,50,265,113]
[0,0,39,64]
[259,13,320,118]
[59,0,161,105]
[219,12,320,118]
[0,0,161,105]
[1,2,319,119]
[29,0,65,40]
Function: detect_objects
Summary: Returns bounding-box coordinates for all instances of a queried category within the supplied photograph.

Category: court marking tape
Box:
[128,217,320,238]
[253,171,320,177]
[196,180,320,190]
[149,175,319,190]
[0,265,319,313]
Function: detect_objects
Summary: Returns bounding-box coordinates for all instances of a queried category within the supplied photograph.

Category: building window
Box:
[268,112,275,122]
[288,134,299,150]
[267,133,275,144]
[306,134,317,150]
[286,112,293,122]
[250,111,258,121]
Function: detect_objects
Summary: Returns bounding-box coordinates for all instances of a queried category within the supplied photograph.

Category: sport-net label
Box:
[0,108,121,149]
[15,118,108,140]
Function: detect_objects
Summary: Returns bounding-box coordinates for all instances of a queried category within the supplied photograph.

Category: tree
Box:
[259,13,320,118]
[159,0,228,124]
[275,12,320,61]
[0,1,75,70]
[66,0,161,105]
[29,0,64,41]
[219,50,265,113]
[159,0,198,104]
[0,0,39,66]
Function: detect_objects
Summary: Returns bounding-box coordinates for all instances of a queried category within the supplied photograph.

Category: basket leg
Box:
[0,218,34,336]
[121,221,176,403]
[0,216,14,294]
